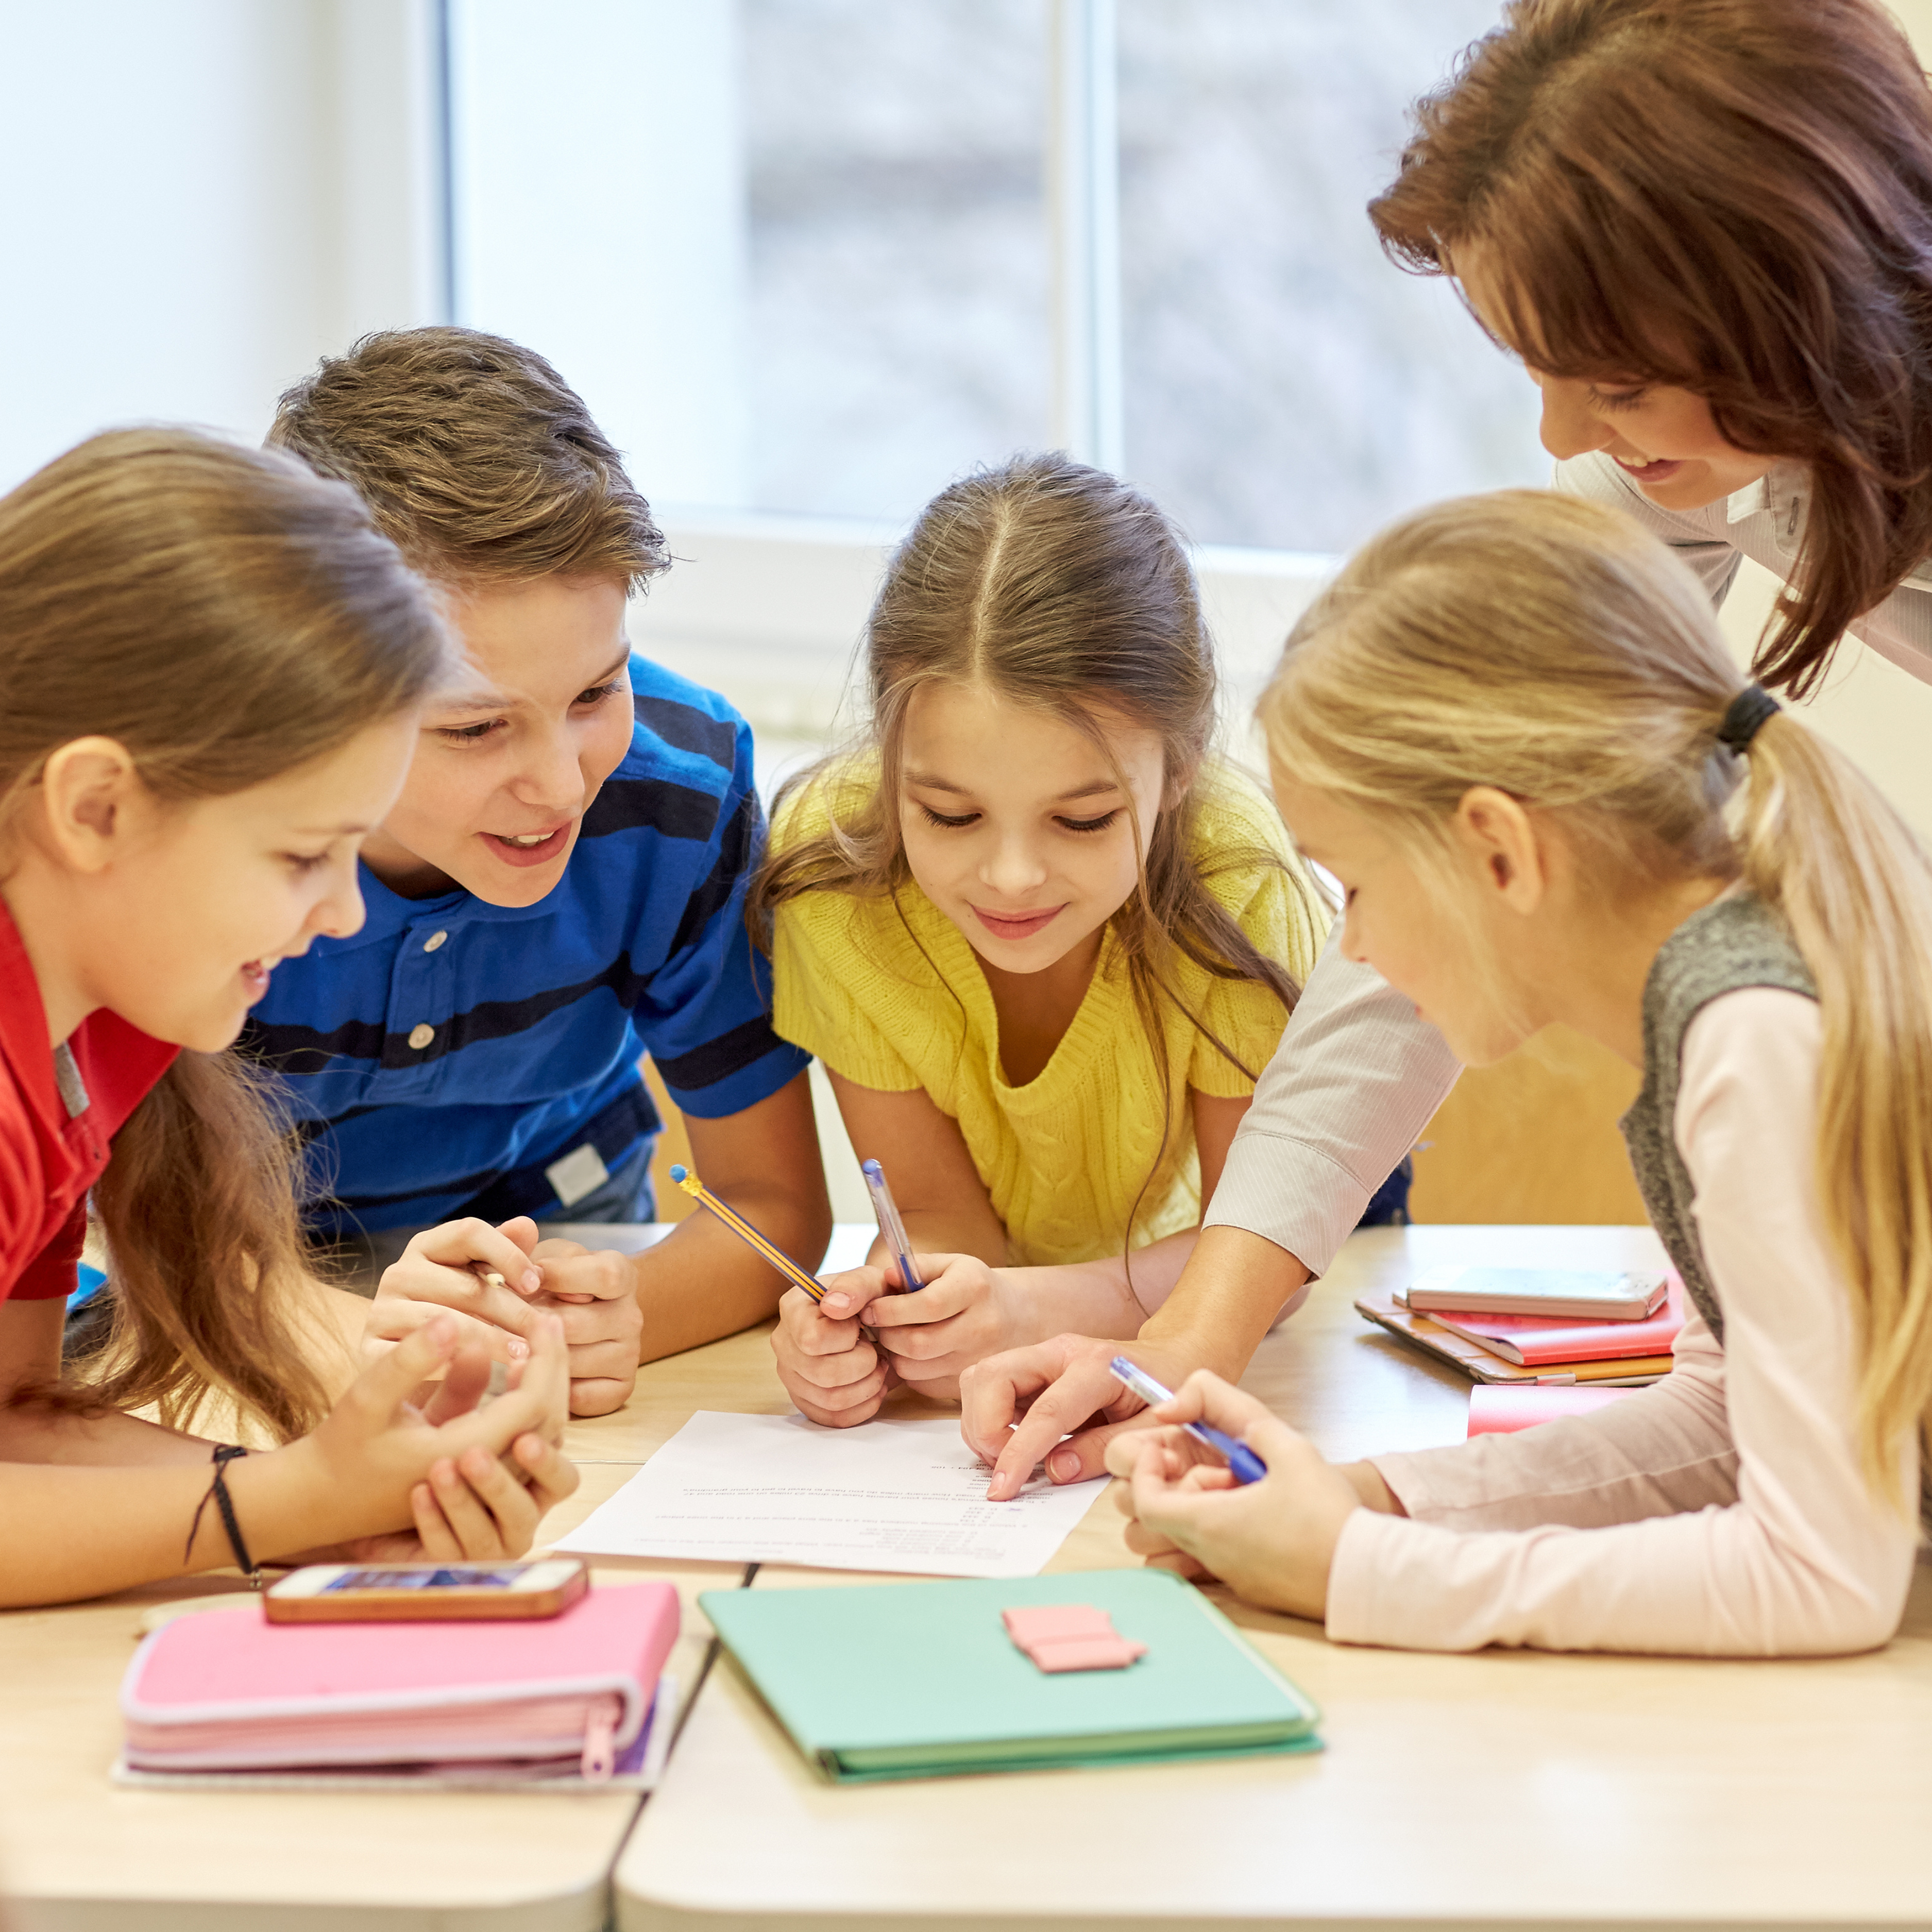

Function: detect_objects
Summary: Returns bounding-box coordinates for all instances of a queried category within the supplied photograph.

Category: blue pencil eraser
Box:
[669,1164,688,1182]
[861,1158,883,1179]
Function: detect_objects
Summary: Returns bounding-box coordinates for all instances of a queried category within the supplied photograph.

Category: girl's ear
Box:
[1451,785,1547,913]
[1162,759,1199,813]
[35,736,151,874]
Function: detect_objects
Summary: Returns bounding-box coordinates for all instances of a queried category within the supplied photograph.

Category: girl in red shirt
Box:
[0,429,577,1606]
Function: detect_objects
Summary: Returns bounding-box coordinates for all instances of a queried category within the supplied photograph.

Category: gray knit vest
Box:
[1618,892,1817,1345]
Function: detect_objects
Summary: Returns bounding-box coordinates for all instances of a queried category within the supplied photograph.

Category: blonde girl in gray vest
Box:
[1107,490,1932,1657]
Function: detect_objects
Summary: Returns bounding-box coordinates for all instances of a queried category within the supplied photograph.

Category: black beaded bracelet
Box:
[184,1443,261,1588]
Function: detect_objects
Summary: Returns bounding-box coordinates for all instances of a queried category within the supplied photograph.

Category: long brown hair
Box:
[1370,0,1932,698]
[2,429,453,1439]
[1262,490,1932,1502]
[753,453,1304,1243]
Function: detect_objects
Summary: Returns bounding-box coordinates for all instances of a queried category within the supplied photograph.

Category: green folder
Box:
[700,1567,1322,1783]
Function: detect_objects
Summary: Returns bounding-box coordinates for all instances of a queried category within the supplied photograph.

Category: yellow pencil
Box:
[668,1164,826,1303]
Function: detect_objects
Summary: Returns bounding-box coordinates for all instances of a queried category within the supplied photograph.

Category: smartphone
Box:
[263,1558,588,1624]
[1402,1265,1668,1321]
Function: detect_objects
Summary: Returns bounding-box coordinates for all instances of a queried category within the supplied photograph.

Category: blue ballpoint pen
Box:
[859,1158,924,1292]
[1109,1356,1268,1484]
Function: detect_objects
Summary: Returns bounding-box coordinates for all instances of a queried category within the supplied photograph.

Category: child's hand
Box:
[1103,1370,1360,1623]
[367,1215,547,1367]
[339,1432,580,1563]
[523,1235,645,1417]
[371,1219,643,1417]
[771,1268,891,1427]
[858,1253,1031,1401]
[276,1312,578,1554]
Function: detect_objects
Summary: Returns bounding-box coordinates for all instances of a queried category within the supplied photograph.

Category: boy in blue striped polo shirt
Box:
[247,328,832,1412]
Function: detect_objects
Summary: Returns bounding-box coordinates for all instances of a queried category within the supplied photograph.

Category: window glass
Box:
[453,0,1047,527]
[1117,0,1547,552]
[741,0,1049,522]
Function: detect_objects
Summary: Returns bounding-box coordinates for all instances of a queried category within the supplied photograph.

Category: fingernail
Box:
[1048,1450,1080,1482]
[825,1293,851,1312]
[507,1338,529,1359]
[521,1269,541,1293]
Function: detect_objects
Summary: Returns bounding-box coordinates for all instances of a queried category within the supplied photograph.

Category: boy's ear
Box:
[34,737,151,874]
[1452,785,1547,913]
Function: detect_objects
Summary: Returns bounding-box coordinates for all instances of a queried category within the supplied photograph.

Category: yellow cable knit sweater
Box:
[769,765,1326,1265]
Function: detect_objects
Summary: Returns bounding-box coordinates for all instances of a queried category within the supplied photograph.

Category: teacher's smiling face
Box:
[1456,245,1783,515]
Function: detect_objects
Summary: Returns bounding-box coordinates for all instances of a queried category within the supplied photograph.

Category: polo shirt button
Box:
[408,1023,435,1050]
[422,930,448,952]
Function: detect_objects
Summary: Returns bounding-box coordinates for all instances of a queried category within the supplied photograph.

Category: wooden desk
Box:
[615,1223,1932,1932]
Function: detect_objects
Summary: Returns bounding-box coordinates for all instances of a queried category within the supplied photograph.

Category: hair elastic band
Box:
[184,1443,261,1588]
[1717,683,1781,754]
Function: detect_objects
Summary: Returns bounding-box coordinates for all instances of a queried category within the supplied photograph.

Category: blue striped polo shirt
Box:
[242,657,809,1238]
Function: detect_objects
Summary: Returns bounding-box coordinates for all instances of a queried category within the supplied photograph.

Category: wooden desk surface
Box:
[614,1223,1932,1932]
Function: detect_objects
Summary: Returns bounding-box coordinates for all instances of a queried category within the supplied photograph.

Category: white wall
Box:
[0,0,442,492]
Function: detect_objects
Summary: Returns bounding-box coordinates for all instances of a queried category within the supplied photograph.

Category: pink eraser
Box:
[1027,1634,1148,1673]
[1002,1605,1113,1646]
[1002,1604,1147,1673]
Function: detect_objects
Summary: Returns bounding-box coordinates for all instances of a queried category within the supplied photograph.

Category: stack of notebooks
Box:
[1355,1264,1682,1387]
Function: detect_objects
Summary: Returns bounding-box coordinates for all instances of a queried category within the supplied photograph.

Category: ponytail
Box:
[1736,719,1932,1495]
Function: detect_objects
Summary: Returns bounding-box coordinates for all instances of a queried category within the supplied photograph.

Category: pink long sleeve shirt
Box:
[1326,988,1923,1657]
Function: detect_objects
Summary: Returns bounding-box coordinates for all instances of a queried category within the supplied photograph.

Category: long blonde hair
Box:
[2,429,454,1439]
[1260,489,1932,1498]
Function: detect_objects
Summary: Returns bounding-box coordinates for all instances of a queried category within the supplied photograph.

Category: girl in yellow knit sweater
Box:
[752,453,1325,1426]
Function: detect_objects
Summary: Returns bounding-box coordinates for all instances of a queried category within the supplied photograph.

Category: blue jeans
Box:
[327,1136,658,1293]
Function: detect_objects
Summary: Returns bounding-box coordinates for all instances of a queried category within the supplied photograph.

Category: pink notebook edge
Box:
[120,1582,679,1745]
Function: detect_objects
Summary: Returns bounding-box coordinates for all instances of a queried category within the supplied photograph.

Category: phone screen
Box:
[321,1566,529,1592]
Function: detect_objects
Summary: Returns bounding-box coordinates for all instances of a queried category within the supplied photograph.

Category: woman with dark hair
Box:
[1373,0,1932,700]
[960,0,1932,1502]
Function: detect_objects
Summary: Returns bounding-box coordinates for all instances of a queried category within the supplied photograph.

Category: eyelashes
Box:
[1589,384,1651,413]
[914,804,1122,836]
[432,682,624,747]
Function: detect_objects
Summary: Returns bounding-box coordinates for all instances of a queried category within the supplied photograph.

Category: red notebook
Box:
[1425,1280,1685,1365]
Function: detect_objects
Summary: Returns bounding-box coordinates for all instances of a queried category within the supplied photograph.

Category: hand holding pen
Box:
[860,1158,923,1292]
[1101,1366,1368,1625]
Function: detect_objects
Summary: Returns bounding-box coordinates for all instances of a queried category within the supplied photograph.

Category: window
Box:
[448,0,1543,550]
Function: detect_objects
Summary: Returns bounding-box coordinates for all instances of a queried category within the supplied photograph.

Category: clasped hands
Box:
[366,1214,643,1416]
[300,1213,640,1567]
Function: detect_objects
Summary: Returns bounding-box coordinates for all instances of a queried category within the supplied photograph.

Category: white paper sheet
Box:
[553,1412,1107,1579]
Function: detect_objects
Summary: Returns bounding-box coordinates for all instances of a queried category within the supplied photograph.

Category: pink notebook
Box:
[1426,1280,1685,1365]
[1467,1384,1635,1436]
[120,1582,678,1787]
